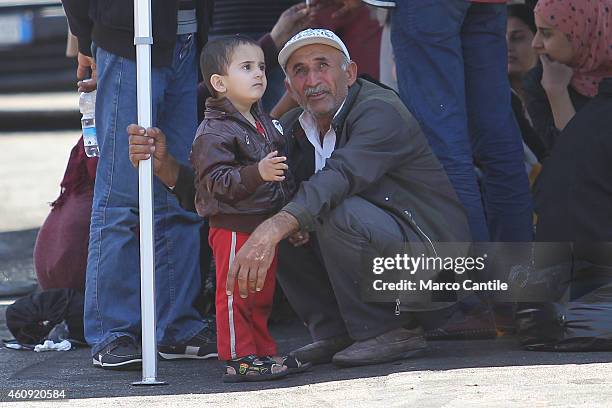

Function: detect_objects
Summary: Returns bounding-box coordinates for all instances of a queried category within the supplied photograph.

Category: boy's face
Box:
[213,44,267,107]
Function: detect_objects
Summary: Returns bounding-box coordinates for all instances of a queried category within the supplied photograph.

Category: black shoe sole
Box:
[332,347,426,368]
[92,358,143,371]
[222,370,289,383]
[287,361,312,375]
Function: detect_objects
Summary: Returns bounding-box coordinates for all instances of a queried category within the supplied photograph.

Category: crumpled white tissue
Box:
[34,339,72,352]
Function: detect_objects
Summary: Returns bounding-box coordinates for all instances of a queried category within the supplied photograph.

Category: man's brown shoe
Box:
[332,327,426,367]
[290,335,353,365]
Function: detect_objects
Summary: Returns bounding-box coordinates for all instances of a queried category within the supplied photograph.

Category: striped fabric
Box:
[209,0,300,36]
[177,0,197,35]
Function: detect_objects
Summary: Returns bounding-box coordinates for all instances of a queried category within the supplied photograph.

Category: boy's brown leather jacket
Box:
[190,97,295,233]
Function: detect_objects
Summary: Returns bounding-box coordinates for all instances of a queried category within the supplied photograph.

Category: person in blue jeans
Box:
[62,0,217,369]
[389,0,533,243]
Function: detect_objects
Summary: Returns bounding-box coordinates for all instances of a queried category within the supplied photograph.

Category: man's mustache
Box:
[305,85,329,96]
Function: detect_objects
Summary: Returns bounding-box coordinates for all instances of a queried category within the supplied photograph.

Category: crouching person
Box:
[129,29,471,369]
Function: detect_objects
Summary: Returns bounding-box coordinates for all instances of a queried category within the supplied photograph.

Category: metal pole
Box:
[132,0,166,387]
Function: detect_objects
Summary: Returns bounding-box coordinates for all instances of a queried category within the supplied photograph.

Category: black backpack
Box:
[6,288,85,345]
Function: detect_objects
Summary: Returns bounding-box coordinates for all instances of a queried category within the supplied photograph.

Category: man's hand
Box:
[540,54,573,97]
[270,2,317,49]
[258,151,288,181]
[78,77,97,93]
[77,52,96,81]
[288,231,309,247]
[127,125,180,187]
[227,212,300,298]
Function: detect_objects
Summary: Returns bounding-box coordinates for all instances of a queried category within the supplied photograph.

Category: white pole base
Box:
[131,379,168,386]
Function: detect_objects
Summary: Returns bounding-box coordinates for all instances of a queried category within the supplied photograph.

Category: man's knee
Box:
[318,197,374,243]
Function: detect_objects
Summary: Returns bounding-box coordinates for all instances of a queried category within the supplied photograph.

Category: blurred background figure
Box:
[506,2,546,182]
[507,2,538,103]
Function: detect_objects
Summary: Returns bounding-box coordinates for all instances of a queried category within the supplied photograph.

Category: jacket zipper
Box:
[404,210,438,258]
[395,211,437,317]
[229,115,287,205]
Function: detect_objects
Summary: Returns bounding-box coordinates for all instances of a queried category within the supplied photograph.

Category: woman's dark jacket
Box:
[534,78,612,242]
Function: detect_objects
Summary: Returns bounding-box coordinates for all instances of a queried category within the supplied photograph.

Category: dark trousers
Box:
[277,197,412,342]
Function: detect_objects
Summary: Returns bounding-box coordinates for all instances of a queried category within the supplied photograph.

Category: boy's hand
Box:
[258,150,288,182]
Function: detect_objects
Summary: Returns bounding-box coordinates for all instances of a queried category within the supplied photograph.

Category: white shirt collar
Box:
[298,99,346,173]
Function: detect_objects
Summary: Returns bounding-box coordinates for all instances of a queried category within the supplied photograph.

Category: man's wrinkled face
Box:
[284,44,357,120]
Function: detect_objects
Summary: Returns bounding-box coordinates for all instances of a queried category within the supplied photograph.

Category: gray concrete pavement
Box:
[1,328,612,407]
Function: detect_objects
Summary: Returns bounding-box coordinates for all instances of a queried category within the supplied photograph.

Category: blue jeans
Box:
[86,34,204,355]
[391,0,532,242]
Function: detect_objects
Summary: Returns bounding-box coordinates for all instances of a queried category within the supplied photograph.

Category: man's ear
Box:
[210,74,226,94]
[346,61,358,86]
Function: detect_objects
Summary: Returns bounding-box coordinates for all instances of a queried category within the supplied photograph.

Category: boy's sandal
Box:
[223,355,288,383]
[266,355,312,374]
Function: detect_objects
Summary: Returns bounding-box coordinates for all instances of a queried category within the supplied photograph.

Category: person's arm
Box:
[225,210,300,298]
[523,65,561,151]
[257,1,315,74]
[225,98,419,298]
[539,55,576,131]
[61,0,93,57]
[61,0,96,81]
[127,125,197,212]
[270,91,299,119]
[546,90,576,131]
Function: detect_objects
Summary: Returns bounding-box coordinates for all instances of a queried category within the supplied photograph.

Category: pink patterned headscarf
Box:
[535,0,612,97]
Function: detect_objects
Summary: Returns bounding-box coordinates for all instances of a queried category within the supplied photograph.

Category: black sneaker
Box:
[92,337,142,370]
[158,326,218,360]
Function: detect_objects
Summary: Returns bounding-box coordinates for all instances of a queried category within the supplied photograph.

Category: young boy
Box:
[191,35,306,383]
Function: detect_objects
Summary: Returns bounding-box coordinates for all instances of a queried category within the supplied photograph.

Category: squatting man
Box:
[128,29,471,368]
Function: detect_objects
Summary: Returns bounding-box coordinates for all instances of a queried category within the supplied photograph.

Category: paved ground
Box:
[1,326,612,407]
[1,94,612,407]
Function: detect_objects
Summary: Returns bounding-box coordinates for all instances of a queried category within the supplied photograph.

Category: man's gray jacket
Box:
[281,78,471,251]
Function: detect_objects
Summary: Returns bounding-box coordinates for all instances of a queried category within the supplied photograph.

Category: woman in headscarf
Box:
[523,0,612,150]
[528,0,612,301]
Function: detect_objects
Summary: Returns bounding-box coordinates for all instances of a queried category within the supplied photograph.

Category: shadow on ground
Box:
[1,321,612,401]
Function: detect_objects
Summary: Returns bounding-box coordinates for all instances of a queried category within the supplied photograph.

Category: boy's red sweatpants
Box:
[209,227,277,361]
